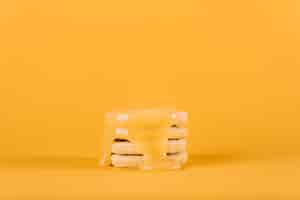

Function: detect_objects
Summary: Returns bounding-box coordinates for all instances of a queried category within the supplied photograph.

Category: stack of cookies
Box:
[102,110,188,169]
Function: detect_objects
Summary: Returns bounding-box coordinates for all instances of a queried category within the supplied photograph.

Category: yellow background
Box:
[0,0,300,199]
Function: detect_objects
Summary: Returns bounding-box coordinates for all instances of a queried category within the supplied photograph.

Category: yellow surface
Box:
[1,155,300,199]
[0,0,300,199]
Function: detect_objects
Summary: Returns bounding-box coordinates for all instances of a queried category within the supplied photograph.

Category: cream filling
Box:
[112,139,187,154]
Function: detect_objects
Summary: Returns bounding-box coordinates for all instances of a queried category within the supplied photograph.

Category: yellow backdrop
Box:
[1,1,300,199]
[0,0,300,159]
